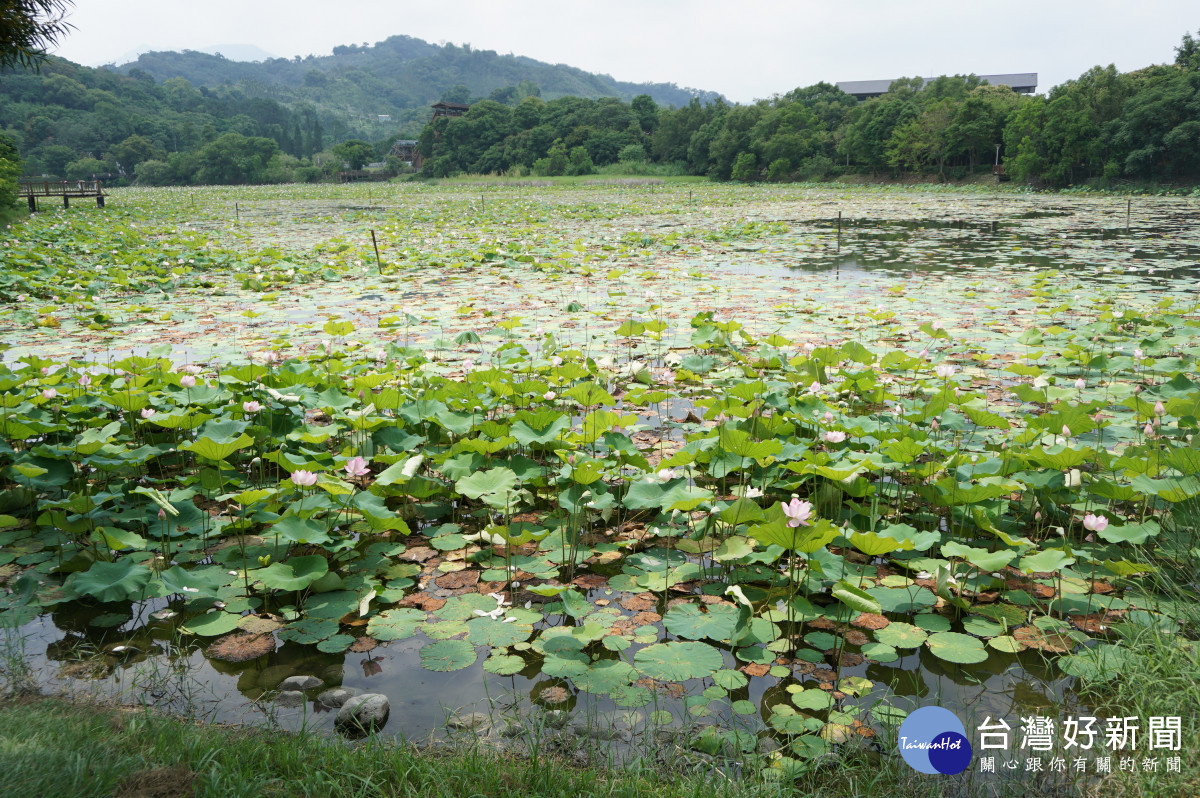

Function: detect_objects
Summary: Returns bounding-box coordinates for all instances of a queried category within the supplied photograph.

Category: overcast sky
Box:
[50,1,1195,103]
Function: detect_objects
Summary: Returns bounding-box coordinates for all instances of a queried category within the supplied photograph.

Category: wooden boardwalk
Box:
[18,180,106,211]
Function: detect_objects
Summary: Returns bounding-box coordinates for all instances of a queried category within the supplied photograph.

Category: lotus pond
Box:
[0,181,1198,782]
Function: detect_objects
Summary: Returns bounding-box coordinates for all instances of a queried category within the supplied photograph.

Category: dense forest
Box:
[419,31,1200,188]
[1,29,1199,201]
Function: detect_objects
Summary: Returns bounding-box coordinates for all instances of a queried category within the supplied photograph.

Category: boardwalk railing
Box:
[18,180,106,209]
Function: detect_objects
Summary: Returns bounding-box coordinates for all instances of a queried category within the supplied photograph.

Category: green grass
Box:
[8,692,1183,798]
[0,695,1032,798]
[1070,597,1200,797]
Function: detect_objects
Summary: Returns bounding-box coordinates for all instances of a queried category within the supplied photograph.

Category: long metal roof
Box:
[836,73,1037,99]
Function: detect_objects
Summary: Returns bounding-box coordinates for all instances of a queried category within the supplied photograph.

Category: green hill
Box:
[111,36,721,141]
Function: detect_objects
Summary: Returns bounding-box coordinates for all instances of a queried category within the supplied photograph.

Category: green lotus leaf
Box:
[941,541,1017,572]
[366,608,426,641]
[864,586,936,613]
[278,618,339,644]
[848,530,911,557]
[634,641,724,682]
[1019,547,1076,574]
[861,642,899,662]
[250,555,328,592]
[926,631,989,664]
[612,685,653,708]
[873,622,928,649]
[182,432,253,462]
[465,616,530,647]
[803,631,837,650]
[713,668,749,691]
[65,559,152,603]
[316,634,355,653]
[455,467,518,500]
[573,659,637,695]
[181,610,242,637]
[913,613,952,632]
[987,635,1022,653]
[420,639,477,672]
[832,580,882,614]
[267,516,332,546]
[962,616,1005,637]
[662,602,739,641]
[482,654,525,675]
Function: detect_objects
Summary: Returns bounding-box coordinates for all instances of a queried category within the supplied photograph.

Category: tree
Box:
[0,134,21,216]
[0,0,74,70]
[332,139,375,170]
[1177,29,1200,71]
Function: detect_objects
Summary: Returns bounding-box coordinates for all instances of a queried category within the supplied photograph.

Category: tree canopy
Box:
[0,0,73,70]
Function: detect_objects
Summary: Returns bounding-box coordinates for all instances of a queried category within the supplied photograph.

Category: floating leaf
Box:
[926,632,989,664]
[420,639,477,672]
[634,641,724,681]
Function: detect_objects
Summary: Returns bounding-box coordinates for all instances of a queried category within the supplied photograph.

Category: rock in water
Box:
[279,675,324,691]
[317,687,360,708]
[335,693,390,735]
[275,690,305,707]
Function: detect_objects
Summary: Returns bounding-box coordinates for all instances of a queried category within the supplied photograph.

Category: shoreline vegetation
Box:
[3,28,1200,209]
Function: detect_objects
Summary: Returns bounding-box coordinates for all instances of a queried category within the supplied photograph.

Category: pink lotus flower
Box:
[463,359,474,371]
[1082,513,1109,533]
[291,469,318,487]
[935,364,955,379]
[180,375,196,388]
[140,407,155,419]
[78,374,91,386]
[808,380,821,393]
[41,388,56,399]
[1154,400,1165,417]
[823,411,834,424]
[1062,425,1072,437]
[931,419,939,431]
[344,456,370,478]
[1074,378,1086,389]
[1144,422,1155,437]
[543,391,556,401]
[661,369,676,385]
[823,430,846,443]
[551,356,563,367]
[243,401,262,414]
[1134,348,1144,360]
[781,496,813,528]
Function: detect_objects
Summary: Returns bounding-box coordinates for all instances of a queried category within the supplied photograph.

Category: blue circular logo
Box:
[897,707,973,774]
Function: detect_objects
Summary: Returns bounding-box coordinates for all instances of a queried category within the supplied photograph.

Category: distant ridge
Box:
[110,35,721,118]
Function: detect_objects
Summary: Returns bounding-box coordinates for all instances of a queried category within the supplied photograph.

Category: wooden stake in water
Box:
[1127,198,1131,233]
[371,229,383,274]
[837,211,842,252]
[235,202,239,222]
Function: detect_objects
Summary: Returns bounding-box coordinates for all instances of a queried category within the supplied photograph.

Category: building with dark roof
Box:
[431,101,471,119]
[836,73,1037,101]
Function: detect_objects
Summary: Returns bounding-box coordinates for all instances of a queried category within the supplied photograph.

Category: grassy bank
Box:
[0,695,948,798]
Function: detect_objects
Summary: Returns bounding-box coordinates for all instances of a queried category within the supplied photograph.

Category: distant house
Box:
[431,101,470,119]
[377,114,392,122]
[388,139,421,168]
[835,73,1038,101]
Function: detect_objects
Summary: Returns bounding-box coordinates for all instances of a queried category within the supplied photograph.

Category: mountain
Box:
[109,35,721,138]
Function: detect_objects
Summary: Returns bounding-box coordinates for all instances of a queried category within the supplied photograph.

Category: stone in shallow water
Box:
[335,693,390,736]
[274,690,305,707]
[447,711,491,730]
[279,675,324,691]
[317,687,360,708]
